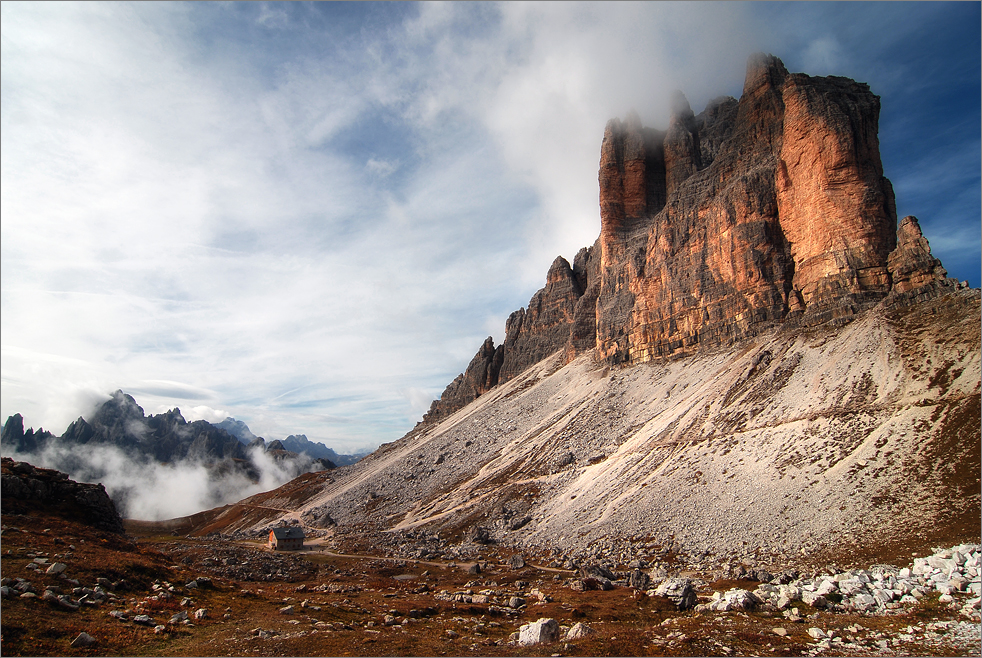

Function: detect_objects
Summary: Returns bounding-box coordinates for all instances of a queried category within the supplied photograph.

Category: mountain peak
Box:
[427,52,960,421]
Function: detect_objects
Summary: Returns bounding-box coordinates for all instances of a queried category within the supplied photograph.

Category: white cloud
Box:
[186,406,230,424]
[800,37,843,75]
[367,158,398,177]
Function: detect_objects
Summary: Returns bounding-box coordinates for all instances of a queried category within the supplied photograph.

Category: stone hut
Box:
[269,526,305,551]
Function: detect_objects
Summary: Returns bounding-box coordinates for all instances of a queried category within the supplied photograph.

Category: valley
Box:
[1,498,979,657]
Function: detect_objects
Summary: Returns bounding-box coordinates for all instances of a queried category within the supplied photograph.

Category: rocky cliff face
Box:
[427,54,957,420]
[1,457,124,533]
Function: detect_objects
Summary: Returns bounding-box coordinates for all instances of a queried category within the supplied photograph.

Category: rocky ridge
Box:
[426,54,963,422]
[1,457,124,534]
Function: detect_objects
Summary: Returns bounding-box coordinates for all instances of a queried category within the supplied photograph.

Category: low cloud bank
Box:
[2,440,322,521]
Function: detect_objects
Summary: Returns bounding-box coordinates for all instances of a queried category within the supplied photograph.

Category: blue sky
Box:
[2,2,979,453]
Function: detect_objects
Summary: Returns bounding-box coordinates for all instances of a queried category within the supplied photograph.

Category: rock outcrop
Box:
[426,53,958,420]
[423,337,502,423]
[1,457,124,533]
[0,414,54,454]
[887,215,951,300]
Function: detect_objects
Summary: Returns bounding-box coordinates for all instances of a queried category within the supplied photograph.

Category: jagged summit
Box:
[426,53,962,422]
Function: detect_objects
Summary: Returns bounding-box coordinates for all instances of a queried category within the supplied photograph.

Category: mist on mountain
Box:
[0,391,361,520]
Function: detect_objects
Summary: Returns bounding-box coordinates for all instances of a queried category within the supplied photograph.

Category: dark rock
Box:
[509,516,531,531]
[497,256,584,383]
[578,564,616,581]
[628,568,650,590]
[653,577,697,610]
[1,414,54,454]
[423,337,502,423]
[468,525,491,544]
[0,458,124,533]
[70,632,96,648]
[887,215,953,298]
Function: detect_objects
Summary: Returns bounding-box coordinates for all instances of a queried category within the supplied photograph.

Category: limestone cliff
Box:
[427,53,957,420]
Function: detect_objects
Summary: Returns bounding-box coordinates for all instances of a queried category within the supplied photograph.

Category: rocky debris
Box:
[45,562,67,575]
[696,544,982,619]
[186,576,213,589]
[159,540,317,582]
[571,563,615,591]
[517,617,559,645]
[628,568,650,590]
[704,588,761,612]
[0,458,124,533]
[508,554,525,569]
[41,589,80,610]
[651,578,697,610]
[564,621,595,640]
[290,279,978,568]
[805,620,982,656]
[70,632,96,648]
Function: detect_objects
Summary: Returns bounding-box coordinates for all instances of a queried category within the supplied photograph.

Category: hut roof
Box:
[270,527,305,540]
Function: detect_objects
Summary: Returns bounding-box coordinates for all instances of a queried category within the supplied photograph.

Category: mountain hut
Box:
[268,527,305,551]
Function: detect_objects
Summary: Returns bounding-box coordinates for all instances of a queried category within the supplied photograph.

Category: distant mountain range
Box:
[0,390,365,518]
[2,390,365,468]
[214,419,366,466]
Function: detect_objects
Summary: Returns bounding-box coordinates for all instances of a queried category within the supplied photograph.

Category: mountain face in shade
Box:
[216,417,363,466]
[215,417,259,444]
[425,54,960,422]
[53,391,250,463]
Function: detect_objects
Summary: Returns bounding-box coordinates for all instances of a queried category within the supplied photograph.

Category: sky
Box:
[2,2,980,454]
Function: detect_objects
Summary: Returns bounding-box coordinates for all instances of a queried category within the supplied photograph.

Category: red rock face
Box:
[593,53,940,365]
[425,53,957,421]
[776,68,898,321]
[498,256,584,383]
[887,215,949,295]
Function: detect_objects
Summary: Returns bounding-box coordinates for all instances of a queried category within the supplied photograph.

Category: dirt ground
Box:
[1,509,979,657]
